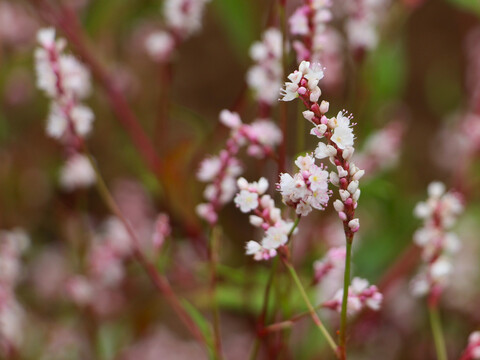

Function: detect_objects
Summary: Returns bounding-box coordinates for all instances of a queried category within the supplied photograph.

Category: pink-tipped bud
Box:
[348,218,360,232]
[339,211,347,221]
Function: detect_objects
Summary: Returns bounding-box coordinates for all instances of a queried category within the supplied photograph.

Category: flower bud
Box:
[348,218,360,232]
[333,199,344,212]
[320,100,330,114]
[339,189,350,202]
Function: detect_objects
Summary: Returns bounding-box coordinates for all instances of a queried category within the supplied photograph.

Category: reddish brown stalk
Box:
[87,152,211,352]
[30,0,209,254]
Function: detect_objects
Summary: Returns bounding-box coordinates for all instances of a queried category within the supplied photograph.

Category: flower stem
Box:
[85,151,212,355]
[249,217,300,360]
[208,226,223,359]
[338,235,353,359]
[282,259,338,356]
[428,304,448,360]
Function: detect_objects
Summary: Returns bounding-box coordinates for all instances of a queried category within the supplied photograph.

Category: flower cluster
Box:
[35,28,93,141]
[35,28,96,191]
[345,0,391,51]
[355,120,405,176]
[0,229,29,354]
[410,182,464,298]
[196,110,282,225]
[461,331,480,360]
[145,0,211,62]
[281,61,364,236]
[246,28,283,109]
[289,0,333,64]
[278,153,330,216]
[234,178,296,261]
[323,277,383,316]
[313,246,346,285]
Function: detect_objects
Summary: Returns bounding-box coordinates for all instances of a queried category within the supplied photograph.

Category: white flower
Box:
[71,104,94,137]
[59,55,91,99]
[280,81,299,101]
[219,109,242,129]
[262,226,288,250]
[234,190,259,213]
[295,154,315,171]
[248,120,283,148]
[164,0,211,37]
[197,157,221,182]
[289,7,309,35]
[46,103,67,139]
[278,173,296,197]
[427,181,446,198]
[331,125,354,149]
[60,154,96,191]
[145,31,175,62]
[245,241,262,256]
[37,27,56,48]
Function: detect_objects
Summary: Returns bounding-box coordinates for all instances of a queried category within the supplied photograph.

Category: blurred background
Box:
[1,0,480,359]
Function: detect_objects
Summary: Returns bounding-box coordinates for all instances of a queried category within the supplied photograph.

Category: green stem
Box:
[208,227,223,360]
[283,260,338,356]
[339,237,353,359]
[248,217,300,360]
[429,305,448,360]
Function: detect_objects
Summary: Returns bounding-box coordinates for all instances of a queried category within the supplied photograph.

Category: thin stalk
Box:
[282,260,338,356]
[338,236,353,360]
[85,152,212,355]
[248,218,301,360]
[208,226,223,359]
[428,305,448,360]
[249,258,279,360]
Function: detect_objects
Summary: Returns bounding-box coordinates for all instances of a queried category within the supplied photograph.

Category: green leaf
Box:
[180,299,214,347]
[444,0,480,16]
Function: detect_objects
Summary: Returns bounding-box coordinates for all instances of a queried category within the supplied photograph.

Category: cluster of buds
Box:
[196,110,282,225]
[145,0,211,62]
[345,0,391,52]
[323,277,383,316]
[289,0,333,64]
[234,178,297,261]
[246,28,283,111]
[281,61,364,237]
[460,332,480,360]
[277,153,331,216]
[0,229,29,354]
[34,28,95,191]
[355,120,405,176]
[410,182,464,299]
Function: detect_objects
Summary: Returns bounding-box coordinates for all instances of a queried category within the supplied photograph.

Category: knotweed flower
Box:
[410,182,464,298]
[196,110,281,225]
[145,0,211,62]
[461,331,480,360]
[278,153,331,216]
[344,0,391,52]
[35,27,96,190]
[246,28,283,109]
[59,154,96,191]
[234,178,296,261]
[323,277,383,315]
[281,60,364,236]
